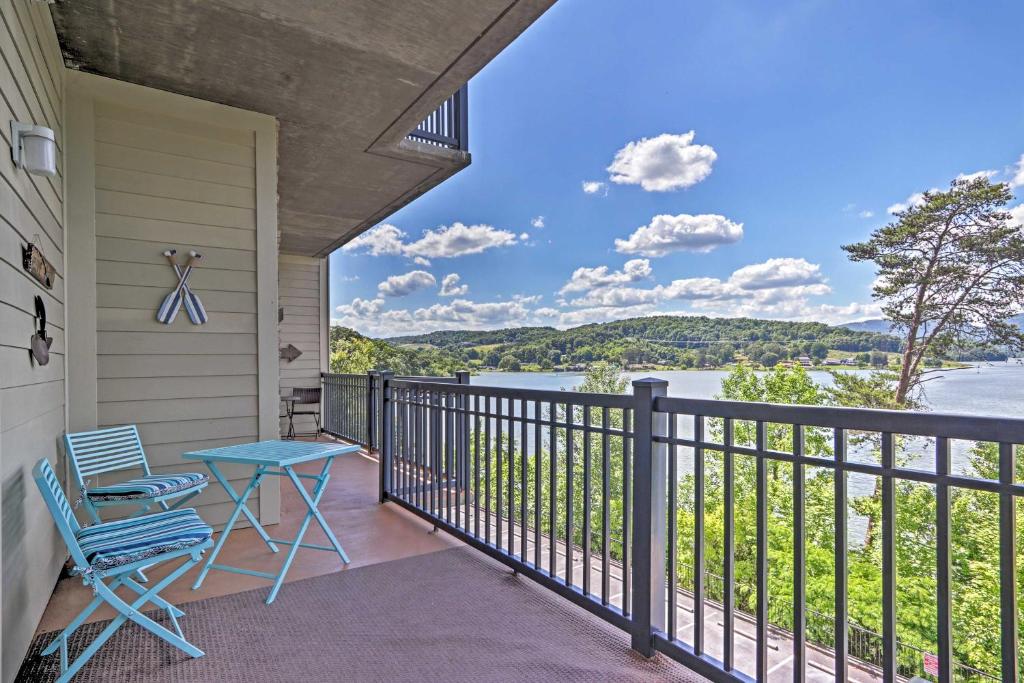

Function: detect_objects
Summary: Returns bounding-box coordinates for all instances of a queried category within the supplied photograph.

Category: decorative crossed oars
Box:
[157,249,208,325]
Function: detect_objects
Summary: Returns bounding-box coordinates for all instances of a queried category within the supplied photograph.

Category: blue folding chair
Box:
[65,425,209,525]
[33,458,213,683]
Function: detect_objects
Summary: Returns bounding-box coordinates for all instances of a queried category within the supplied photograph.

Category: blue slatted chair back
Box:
[32,459,88,568]
[65,425,151,490]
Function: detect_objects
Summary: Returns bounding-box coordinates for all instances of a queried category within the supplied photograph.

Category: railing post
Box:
[377,370,394,504]
[455,371,471,507]
[630,377,669,656]
[456,84,469,151]
[366,370,376,450]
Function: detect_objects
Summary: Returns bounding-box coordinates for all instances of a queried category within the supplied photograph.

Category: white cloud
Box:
[519,232,530,241]
[728,257,825,290]
[439,273,468,297]
[887,190,933,215]
[1009,203,1024,227]
[342,222,519,260]
[377,270,436,297]
[582,180,607,195]
[859,210,874,219]
[406,223,518,259]
[614,213,743,256]
[559,258,652,295]
[531,216,545,229]
[607,132,717,192]
[340,223,406,256]
[563,257,834,324]
[957,169,997,182]
[556,304,659,328]
[336,297,384,317]
[1010,155,1024,188]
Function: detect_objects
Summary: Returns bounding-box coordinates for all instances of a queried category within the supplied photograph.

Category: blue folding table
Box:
[183,440,360,603]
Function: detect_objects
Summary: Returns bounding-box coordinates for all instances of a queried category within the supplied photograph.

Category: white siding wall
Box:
[0,3,66,681]
[278,255,324,436]
[91,103,265,523]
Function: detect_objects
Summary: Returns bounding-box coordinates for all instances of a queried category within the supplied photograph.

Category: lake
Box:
[475,361,1024,419]
[472,362,1024,539]
[442,367,1017,671]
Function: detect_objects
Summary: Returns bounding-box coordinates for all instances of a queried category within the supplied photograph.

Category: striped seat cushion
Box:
[86,472,208,501]
[77,508,212,570]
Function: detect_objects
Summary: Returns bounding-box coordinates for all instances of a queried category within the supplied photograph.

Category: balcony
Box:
[17,371,1022,681]
[406,86,469,152]
[320,372,1024,682]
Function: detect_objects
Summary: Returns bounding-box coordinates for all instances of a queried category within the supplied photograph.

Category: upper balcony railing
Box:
[321,370,1024,682]
[406,85,468,151]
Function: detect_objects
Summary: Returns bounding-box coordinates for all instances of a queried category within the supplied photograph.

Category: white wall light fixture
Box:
[11,122,56,177]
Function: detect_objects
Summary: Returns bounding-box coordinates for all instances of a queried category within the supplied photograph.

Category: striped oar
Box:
[156,252,196,324]
[165,250,208,325]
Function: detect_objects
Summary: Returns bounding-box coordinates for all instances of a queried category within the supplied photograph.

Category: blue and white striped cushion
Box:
[86,472,208,501]
[77,508,212,570]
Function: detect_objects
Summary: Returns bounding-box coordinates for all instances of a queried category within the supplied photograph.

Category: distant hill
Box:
[840,319,894,334]
[383,315,903,370]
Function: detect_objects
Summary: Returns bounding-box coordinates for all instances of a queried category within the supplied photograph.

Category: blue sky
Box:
[331,0,1024,338]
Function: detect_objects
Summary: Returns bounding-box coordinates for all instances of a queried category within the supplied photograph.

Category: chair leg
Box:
[48,559,203,681]
[122,575,185,618]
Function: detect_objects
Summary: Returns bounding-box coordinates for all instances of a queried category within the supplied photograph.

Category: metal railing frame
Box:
[406,85,468,151]
[323,370,1022,682]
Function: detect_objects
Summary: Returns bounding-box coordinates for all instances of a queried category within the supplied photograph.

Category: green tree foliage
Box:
[385,314,903,370]
[459,362,1009,678]
[844,177,1024,404]
[329,326,462,376]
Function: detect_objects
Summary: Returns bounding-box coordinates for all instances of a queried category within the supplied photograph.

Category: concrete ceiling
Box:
[50,0,556,256]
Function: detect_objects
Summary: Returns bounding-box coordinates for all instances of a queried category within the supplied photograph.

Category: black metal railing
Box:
[322,372,374,447]
[406,85,468,151]
[339,371,1023,682]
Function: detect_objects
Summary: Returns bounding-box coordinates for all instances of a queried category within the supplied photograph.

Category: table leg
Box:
[204,461,278,553]
[265,460,348,604]
[288,458,349,562]
[193,465,269,591]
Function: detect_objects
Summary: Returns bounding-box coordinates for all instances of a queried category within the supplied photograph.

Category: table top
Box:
[183,440,360,466]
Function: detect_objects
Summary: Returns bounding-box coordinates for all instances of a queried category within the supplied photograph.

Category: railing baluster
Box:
[793,424,806,682]
[508,403,516,556]
[668,413,678,640]
[534,400,542,569]
[936,436,952,683]
[1000,441,1019,681]
[565,403,575,587]
[622,408,632,616]
[602,406,611,605]
[548,401,557,575]
[755,420,768,682]
[496,398,503,551]
[881,431,896,682]
[485,396,492,545]
[473,395,480,537]
[723,418,735,671]
[834,428,848,682]
[583,405,592,596]
[520,398,528,563]
[446,392,454,525]
[693,414,704,654]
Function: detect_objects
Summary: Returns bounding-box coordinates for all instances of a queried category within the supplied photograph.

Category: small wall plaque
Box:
[280,344,303,362]
[22,241,55,289]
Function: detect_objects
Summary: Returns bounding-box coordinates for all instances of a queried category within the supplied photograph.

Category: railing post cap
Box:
[632,377,669,389]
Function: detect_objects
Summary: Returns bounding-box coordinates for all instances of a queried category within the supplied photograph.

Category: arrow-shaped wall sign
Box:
[279,344,303,362]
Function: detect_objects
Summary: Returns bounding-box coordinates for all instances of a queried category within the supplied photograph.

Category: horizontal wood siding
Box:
[92,100,262,526]
[0,3,66,681]
[278,255,323,436]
